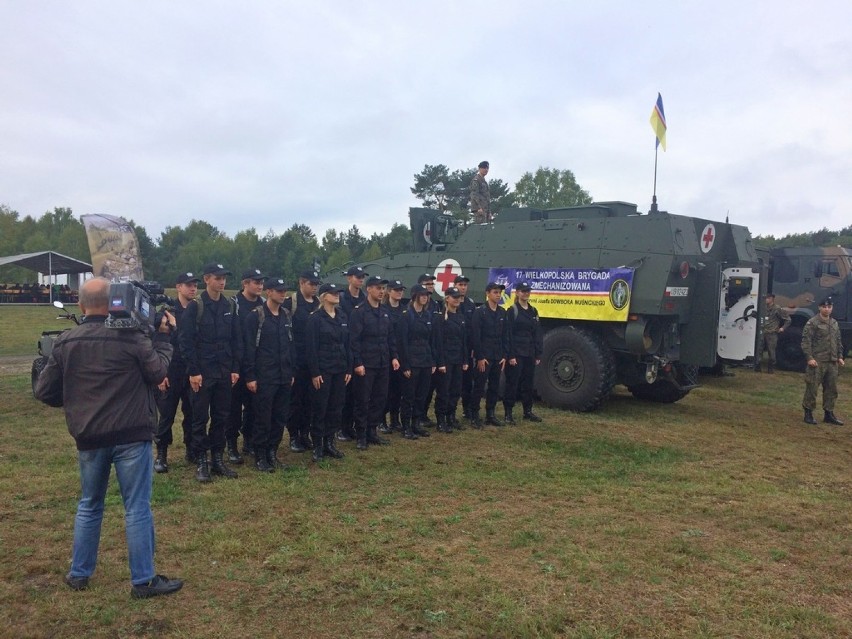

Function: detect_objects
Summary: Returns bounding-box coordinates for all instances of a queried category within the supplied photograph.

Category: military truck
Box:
[330,201,763,411]
[763,246,851,371]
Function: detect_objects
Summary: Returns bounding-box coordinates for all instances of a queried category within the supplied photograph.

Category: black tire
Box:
[535,327,615,412]
[31,356,48,397]
[628,363,696,403]
[775,326,806,372]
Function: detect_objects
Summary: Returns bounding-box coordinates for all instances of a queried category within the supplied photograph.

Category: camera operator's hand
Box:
[190,375,202,392]
[157,313,171,334]
[163,310,176,330]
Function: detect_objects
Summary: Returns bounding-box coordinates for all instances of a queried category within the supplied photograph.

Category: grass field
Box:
[0,306,849,638]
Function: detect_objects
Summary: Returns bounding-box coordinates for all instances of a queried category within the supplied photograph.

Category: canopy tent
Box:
[0,251,92,303]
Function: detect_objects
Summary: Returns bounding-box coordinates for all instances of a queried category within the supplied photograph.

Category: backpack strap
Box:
[253,305,266,347]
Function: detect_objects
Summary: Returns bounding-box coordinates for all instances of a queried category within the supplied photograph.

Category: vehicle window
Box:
[773,255,798,284]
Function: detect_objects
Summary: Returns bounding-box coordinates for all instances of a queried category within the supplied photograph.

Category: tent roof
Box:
[0,251,92,275]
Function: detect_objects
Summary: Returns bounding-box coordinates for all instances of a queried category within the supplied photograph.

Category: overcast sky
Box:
[2,1,850,244]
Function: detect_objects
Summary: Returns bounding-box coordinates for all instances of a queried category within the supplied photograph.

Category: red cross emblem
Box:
[700,223,716,254]
[433,259,463,296]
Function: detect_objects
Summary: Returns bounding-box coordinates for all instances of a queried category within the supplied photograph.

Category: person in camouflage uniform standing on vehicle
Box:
[755,293,791,373]
[469,161,490,224]
[801,297,845,426]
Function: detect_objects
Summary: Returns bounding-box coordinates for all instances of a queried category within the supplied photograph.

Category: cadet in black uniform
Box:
[350,276,400,450]
[470,282,508,428]
[337,266,368,441]
[284,270,321,453]
[435,286,468,433]
[380,280,406,434]
[179,263,242,482]
[455,275,477,418]
[306,284,351,461]
[417,273,443,425]
[503,281,544,424]
[154,271,201,472]
[398,284,442,439]
[243,278,294,472]
[226,268,265,464]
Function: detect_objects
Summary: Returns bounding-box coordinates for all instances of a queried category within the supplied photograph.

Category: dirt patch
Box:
[0,356,33,376]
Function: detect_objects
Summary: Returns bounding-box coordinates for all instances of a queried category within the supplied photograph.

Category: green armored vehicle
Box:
[764,246,851,370]
[333,202,763,411]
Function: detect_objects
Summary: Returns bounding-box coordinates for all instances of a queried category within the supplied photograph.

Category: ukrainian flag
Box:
[649,93,667,151]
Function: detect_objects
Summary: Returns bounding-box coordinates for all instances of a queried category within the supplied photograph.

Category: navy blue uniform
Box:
[285,292,320,444]
[470,303,508,417]
[306,308,352,443]
[435,309,467,424]
[227,292,263,449]
[350,301,397,439]
[459,296,477,416]
[383,302,405,428]
[155,301,193,450]
[504,302,543,414]
[338,287,365,437]
[398,306,442,426]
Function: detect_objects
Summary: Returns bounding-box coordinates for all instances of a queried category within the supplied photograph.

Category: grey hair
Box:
[79,277,110,312]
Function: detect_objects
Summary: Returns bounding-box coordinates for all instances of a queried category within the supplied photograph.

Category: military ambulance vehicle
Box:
[333,202,763,411]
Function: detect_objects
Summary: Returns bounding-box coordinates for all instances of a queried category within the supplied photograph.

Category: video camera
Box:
[106,281,176,330]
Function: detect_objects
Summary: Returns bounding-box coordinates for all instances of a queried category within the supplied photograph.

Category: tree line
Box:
[2,165,850,285]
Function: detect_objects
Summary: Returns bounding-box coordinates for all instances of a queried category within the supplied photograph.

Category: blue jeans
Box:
[68,440,156,585]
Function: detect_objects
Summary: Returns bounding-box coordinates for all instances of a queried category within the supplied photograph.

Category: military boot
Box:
[312,440,325,462]
[753,362,762,373]
[402,418,419,440]
[470,411,483,429]
[436,414,453,434]
[255,450,274,473]
[210,451,238,478]
[503,407,516,425]
[289,435,307,453]
[378,417,394,435]
[267,446,284,469]
[485,409,504,427]
[523,407,543,423]
[449,413,465,431]
[195,452,212,483]
[154,445,169,473]
[323,437,345,459]
[824,411,844,426]
[803,409,817,425]
[367,426,390,445]
[412,419,431,438]
[226,439,243,465]
[389,412,403,433]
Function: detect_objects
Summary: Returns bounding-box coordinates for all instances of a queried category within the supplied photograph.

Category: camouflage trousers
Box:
[758,332,779,364]
[802,362,839,411]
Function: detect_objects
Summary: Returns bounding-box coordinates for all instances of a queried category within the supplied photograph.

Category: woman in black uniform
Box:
[398,284,442,439]
[306,283,352,461]
[434,286,468,433]
[380,280,406,434]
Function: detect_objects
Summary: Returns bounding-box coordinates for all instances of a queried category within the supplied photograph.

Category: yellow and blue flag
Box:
[649,93,667,151]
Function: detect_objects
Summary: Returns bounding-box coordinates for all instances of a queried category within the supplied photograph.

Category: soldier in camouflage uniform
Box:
[800,297,845,425]
[755,293,790,373]
[469,161,490,224]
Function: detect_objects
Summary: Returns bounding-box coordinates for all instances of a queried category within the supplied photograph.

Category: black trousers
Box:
[385,366,404,420]
[340,383,356,435]
[504,356,537,411]
[252,380,291,451]
[190,377,232,454]
[354,366,389,435]
[312,372,347,441]
[288,367,313,440]
[471,360,502,413]
[226,380,254,445]
[460,355,475,412]
[435,363,463,418]
[401,367,432,424]
[155,371,192,448]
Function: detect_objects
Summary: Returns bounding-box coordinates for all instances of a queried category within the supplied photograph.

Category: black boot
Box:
[312,441,325,462]
[449,413,465,431]
[503,407,516,425]
[210,451,238,478]
[154,445,168,473]
[378,416,393,434]
[267,446,284,469]
[402,418,418,440]
[226,439,243,465]
[470,411,483,429]
[485,409,504,427]
[523,408,543,423]
[299,433,313,451]
[195,452,212,483]
[255,449,274,472]
[323,436,345,459]
[389,412,403,433]
[336,427,356,442]
[824,411,844,426]
[242,441,255,458]
[367,426,390,445]
[767,361,775,374]
[803,409,817,425]
[184,447,196,464]
[436,414,453,433]
[412,419,431,437]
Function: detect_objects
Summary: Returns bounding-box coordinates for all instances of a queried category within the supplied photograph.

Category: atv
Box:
[31,301,79,396]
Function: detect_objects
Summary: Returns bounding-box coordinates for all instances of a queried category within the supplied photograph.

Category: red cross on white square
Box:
[700,223,716,254]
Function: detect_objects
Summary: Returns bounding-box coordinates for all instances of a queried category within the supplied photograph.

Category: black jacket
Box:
[284,292,319,369]
[339,287,366,319]
[350,301,398,368]
[34,316,172,451]
[471,303,508,361]
[398,306,442,369]
[306,308,352,377]
[179,291,243,379]
[243,303,294,384]
[507,302,543,359]
[441,310,468,365]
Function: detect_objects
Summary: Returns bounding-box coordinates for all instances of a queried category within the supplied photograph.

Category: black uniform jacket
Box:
[339,287,366,319]
[441,310,468,365]
[306,308,352,377]
[234,292,263,375]
[507,302,543,359]
[350,302,398,368]
[179,291,243,379]
[243,303,294,385]
[471,303,508,362]
[284,292,319,370]
[398,306,442,369]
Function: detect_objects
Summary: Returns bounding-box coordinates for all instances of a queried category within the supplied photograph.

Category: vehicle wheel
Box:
[31,356,48,396]
[535,327,615,412]
[775,326,806,372]
[628,363,696,404]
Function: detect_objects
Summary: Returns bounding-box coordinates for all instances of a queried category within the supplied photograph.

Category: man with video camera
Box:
[34,277,184,598]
